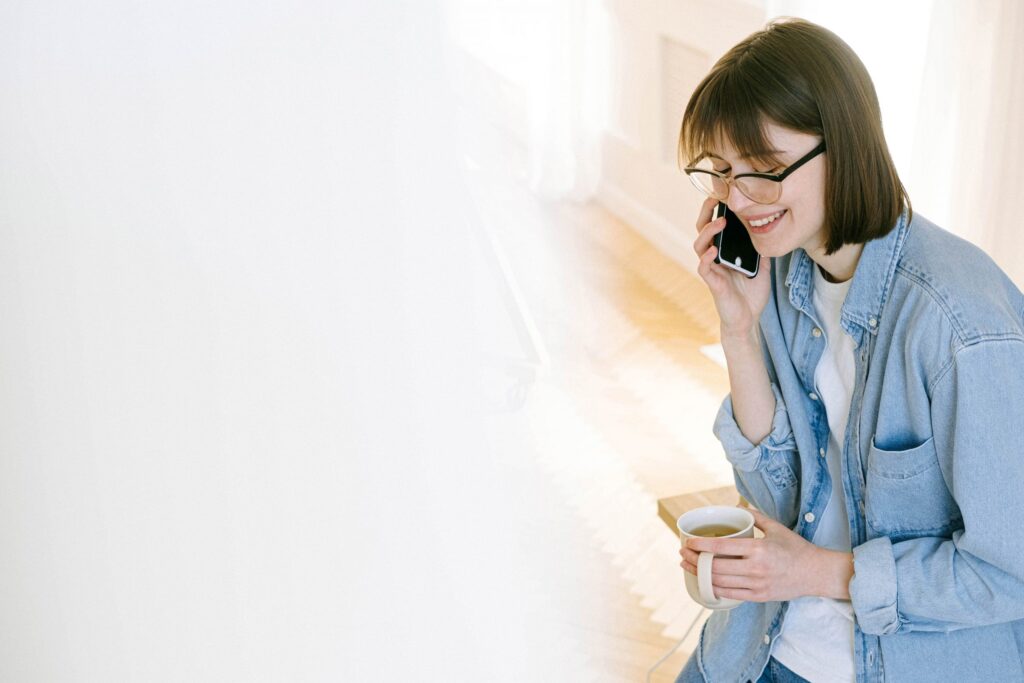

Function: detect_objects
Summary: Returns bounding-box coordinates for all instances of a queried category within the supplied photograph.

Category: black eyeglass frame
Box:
[684,140,827,204]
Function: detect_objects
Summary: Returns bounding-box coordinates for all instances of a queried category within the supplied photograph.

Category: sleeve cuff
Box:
[850,536,903,636]
[712,382,795,472]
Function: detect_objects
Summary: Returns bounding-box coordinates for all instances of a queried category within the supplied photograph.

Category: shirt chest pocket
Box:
[864,436,962,541]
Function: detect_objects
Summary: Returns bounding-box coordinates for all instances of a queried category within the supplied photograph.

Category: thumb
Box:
[748,507,784,533]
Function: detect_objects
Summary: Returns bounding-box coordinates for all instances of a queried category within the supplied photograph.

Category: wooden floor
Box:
[464,132,735,680]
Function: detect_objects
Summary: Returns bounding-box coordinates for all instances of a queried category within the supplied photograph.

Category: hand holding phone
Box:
[692,199,772,341]
[712,202,760,278]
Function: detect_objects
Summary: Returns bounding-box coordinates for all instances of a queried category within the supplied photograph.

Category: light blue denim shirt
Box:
[695,212,1024,682]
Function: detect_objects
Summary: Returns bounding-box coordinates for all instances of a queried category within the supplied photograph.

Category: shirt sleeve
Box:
[849,339,1024,635]
[713,381,796,472]
[713,381,800,526]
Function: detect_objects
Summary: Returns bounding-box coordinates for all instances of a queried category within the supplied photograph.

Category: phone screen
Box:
[713,202,760,278]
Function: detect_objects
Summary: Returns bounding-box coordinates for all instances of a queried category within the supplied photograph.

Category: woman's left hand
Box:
[678,508,848,603]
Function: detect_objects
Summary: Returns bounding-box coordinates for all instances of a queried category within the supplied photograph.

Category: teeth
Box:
[750,210,784,227]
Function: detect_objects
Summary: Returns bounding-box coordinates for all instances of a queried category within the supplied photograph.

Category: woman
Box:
[673,18,1024,683]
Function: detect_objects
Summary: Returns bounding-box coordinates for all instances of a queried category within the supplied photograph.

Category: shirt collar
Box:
[784,211,911,336]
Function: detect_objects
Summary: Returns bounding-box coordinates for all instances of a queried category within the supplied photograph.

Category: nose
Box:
[725,182,755,215]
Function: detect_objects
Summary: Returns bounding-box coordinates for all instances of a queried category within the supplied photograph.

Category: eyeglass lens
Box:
[688,170,780,204]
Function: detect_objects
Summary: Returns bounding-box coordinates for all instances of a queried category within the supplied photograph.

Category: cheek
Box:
[749,213,807,257]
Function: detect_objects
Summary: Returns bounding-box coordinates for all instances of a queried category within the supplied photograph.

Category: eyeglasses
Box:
[684,140,826,204]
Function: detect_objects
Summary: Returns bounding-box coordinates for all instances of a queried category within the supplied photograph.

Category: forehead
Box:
[706,122,814,162]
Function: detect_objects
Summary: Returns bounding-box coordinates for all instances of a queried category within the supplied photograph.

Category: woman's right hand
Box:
[693,197,771,340]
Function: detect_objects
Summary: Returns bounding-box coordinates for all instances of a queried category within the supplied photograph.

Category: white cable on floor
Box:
[646,607,708,683]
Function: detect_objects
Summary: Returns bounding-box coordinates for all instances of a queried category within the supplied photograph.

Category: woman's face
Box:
[708,122,828,260]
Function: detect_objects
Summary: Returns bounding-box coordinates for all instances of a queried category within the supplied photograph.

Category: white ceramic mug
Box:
[676,505,755,610]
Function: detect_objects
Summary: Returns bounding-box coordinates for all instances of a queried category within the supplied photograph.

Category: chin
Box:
[751,232,800,259]
[753,243,785,259]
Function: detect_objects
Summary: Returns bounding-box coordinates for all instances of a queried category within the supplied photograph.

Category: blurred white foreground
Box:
[0,2,571,680]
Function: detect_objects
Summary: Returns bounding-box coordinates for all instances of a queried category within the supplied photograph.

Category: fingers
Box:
[705,571,757,590]
[693,215,725,258]
[694,196,718,232]
[685,536,756,556]
[710,586,763,602]
[678,562,764,600]
[679,546,698,575]
[679,548,759,577]
[692,201,727,288]
[696,241,720,283]
[678,555,760,595]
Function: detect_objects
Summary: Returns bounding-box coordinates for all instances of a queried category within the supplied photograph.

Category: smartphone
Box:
[713,202,760,278]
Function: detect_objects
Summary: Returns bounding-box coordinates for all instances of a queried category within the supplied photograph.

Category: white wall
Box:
[597,0,766,273]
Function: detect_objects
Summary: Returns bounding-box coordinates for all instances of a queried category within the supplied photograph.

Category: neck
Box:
[810,242,863,283]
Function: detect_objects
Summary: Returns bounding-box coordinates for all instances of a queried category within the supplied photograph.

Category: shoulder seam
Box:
[928,335,1024,395]
[893,263,967,345]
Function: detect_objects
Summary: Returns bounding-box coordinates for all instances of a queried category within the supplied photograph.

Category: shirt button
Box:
[809,392,819,401]
[867,650,875,665]
[812,327,822,338]
[869,317,878,328]
[764,634,771,645]
[804,512,816,523]
[819,447,826,457]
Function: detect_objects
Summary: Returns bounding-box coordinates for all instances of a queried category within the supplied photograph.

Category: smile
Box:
[747,209,786,234]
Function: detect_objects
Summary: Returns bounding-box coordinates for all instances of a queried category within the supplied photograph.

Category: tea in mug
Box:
[689,523,742,538]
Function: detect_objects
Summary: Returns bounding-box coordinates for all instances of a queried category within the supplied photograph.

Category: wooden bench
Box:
[657,485,744,536]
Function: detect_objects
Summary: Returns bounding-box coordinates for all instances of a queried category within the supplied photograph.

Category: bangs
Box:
[679,68,784,170]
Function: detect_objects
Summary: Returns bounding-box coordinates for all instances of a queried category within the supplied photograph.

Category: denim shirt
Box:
[696,212,1024,682]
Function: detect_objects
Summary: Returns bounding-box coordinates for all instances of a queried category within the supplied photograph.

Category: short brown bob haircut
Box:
[679,18,911,255]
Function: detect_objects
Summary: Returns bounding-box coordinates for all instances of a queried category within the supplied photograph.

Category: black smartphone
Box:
[713,202,760,278]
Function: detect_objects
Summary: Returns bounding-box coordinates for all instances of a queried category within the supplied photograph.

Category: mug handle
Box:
[697,551,720,606]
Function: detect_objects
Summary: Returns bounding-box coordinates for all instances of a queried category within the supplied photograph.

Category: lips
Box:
[747,209,786,234]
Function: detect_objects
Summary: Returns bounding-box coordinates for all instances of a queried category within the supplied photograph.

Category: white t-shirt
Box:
[771,265,856,682]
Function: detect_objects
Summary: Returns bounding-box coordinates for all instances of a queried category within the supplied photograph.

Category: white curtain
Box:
[524,0,608,201]
[444,0,608,202]
[914,0,1024,286]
